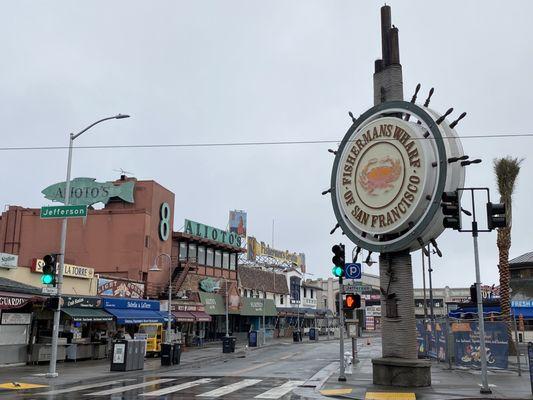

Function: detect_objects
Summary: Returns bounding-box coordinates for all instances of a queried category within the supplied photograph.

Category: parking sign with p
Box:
[344,263,362,279]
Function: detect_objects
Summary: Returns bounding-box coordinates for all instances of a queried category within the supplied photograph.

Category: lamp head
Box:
[115,114,130,119]
[149,264,161,272]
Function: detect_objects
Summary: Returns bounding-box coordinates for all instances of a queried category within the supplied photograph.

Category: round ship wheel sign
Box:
[330,101,465,253]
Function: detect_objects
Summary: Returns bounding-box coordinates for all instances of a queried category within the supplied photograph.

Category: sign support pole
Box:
[47,133,73,378]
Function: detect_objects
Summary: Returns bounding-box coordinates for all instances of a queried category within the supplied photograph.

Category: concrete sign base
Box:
[372,357,431,387]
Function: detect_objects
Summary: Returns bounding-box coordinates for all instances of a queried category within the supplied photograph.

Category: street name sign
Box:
[343,284,361,294]
[344,263,362,279]
[40,205,87,219]
[42,287,58,295]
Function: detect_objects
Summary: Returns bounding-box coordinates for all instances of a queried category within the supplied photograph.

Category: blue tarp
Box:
[105,308,165,324]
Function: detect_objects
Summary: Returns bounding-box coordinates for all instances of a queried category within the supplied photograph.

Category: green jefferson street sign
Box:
[40,205,87,219]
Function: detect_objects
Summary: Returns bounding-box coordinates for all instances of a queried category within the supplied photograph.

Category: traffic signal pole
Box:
[338,277,346,382]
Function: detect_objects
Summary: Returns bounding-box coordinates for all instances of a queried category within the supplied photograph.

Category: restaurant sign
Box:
[1,313,32,325]
[247,236,306,268]
[98,277,144,298]
[0,295,31,309]
[184,219,242,247]
[103,297,160,311]
[0,252,18,269]
[32,259,94,279]
[63,296,102,308]
[200,278,220,293]
[42,177,135,206]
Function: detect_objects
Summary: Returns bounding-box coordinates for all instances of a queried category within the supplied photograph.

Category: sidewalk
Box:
[0,335,309,388]
[319,336,532,400]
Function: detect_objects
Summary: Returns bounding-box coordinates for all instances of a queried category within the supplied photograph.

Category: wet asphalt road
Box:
[0,340,339,399]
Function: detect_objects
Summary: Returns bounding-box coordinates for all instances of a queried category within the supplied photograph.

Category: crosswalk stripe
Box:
[86,378,175,396]
[196,379,262,397]
[254,380,305,399]
[36,380,131,395]
[140,378,214,396]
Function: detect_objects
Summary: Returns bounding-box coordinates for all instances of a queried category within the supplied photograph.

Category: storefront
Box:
[103,298,167,337]
[238,298,277,338]
[171,298,212,346]
[0,278,44,365]
[60,296,114,361]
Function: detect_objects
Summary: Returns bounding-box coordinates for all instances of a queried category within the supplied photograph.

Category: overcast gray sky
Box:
[1,1,531,289]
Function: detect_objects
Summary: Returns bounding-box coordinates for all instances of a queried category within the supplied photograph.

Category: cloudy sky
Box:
[1,1,531,289]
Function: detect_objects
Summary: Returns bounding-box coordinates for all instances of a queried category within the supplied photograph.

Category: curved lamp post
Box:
[48,114,130,378]
[150,253,173,344]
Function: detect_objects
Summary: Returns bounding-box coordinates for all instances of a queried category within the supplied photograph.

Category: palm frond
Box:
[493,156,524,203]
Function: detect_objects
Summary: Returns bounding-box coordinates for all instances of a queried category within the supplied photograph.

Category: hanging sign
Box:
[32,259,94,279]
[0,253,18,269]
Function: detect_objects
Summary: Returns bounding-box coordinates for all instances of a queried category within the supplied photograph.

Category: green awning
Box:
[199,292,226,315]
[240,298,277,317]
[62,307,113,322]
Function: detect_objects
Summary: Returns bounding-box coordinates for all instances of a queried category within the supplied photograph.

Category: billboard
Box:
[247,236,305,269]
[229,210,247,237]
[98,277,145,298]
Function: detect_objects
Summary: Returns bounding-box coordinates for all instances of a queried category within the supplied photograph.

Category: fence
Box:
[416,316,518,372]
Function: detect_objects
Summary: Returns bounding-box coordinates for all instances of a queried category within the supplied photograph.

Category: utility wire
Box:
[0,133,532,152]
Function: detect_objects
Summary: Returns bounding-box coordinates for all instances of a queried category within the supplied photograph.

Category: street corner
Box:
[0,381,48,390]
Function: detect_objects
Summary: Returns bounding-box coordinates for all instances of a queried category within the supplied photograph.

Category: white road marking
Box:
[254,380,305,399]
[196,379,262,397]
[36,380,131,395]
[86,378,175,396]
[140,378,214,396]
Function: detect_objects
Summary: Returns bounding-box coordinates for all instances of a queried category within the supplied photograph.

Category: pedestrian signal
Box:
[486,202,506,230]
[343,294,361,310]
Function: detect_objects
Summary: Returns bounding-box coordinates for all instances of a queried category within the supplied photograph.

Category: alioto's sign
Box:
[331,101,465,253]
[184,219,242,247]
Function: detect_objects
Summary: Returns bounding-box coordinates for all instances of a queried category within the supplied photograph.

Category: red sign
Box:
[0,294,30,309]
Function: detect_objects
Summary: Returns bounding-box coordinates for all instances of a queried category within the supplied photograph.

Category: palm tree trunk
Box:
[497,227,516,355]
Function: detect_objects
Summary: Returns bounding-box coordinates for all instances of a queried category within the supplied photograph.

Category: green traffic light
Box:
[332,265,343,277]
[41,274,54,285]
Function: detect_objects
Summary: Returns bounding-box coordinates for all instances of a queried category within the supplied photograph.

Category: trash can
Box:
[110,340,128,371]
[249,331,258,347]
[309,328,316,341]
[230,336,236,352]
[222,337,233,353]
[172,343,181,365]
[161,343,173,366]
[293,331,301,342]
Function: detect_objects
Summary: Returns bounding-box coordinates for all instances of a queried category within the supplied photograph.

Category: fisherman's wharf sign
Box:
[331,101,465,253]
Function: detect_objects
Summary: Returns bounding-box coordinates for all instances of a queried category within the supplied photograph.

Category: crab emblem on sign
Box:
[359,156,402,195]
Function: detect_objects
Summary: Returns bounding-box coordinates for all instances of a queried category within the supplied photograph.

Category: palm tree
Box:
[494,156,523,353]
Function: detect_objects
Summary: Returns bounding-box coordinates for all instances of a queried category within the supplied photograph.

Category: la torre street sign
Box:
[40,205,87,219]
[330,101,465,253]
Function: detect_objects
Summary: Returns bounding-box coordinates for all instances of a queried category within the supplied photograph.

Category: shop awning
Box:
[240,298,277,317]
[62,307,114,322]
[105,308,165,324]
[172,311,195,322]
[190,311,212,322]
[199,292,226,315]
[0,291,44,309]
[513,307,533,319]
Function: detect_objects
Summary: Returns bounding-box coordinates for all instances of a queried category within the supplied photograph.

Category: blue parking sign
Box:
[345,263,362,279]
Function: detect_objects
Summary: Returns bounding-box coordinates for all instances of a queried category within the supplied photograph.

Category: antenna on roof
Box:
[113,168,135,180]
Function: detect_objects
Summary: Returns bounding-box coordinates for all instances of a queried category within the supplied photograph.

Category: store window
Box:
[303,287,307,298]
[222,252,230,269]
[198,246,206,265]
[280,295,284,305]
[229,253,237,270]
[179,242,187,261]
[311,289,314,299]
[188,243,197,262]
[263,291,267,299]
[215,250,222,268]
[206,248,214,266]
[255,291,260,298]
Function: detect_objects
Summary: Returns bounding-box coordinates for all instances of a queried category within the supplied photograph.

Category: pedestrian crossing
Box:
[35,377,305,398]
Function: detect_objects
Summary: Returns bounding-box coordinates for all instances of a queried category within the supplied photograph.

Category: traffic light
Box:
[486,202,506,230]
[441,191,461,230]
[46,296,61,310]
[331,244,345,278]
[470,283,477,304]
[41,254,57,286]
[343,294,361,310]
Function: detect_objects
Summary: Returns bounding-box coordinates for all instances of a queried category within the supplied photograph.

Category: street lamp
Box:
[214,277,230,338]
[47,114,130,378]
[150,253,174,344]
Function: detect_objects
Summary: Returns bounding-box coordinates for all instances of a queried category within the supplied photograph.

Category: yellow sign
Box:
[33,259,94,279]
[247,236,305,268]
[0,382,48,390]
[365,393,415,400]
